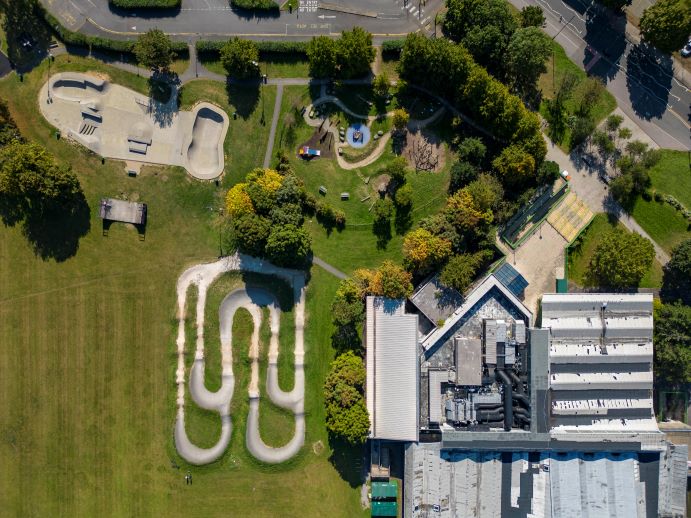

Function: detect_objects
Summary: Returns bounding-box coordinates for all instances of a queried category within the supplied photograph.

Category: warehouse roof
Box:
[365,297,419,442]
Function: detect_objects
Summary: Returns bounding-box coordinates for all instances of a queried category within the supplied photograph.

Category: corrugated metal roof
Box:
[366,297,419,442]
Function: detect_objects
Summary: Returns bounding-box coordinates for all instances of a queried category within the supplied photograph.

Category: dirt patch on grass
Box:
[298,127,336,159]
[401,129,445,173]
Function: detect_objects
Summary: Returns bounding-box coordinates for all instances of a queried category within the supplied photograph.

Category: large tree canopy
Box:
[507,27,552,95]
[220,37,259,79]
[588,229,655,288]
[324,351,370,444]
[639,0,691,53]
[654,302,691,386]
[337,27,376,79]
[133,29,174,71]
[403,228,452,273]
[661,239,691,305]
[264,224,311,267]
[306,36,338,78]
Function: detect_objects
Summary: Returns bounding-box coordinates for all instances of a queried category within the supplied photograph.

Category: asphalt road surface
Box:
[41,0,441,40]
[509,0,690,150]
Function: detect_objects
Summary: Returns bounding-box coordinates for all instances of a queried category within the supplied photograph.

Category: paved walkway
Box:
[312,256,348,279]
[544,139,671,265]
[263,84,283,168]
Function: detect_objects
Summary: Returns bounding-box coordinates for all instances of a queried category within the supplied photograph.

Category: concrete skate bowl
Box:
[185,103,229,181]
[173,254,306,466]
[49,73,107,103]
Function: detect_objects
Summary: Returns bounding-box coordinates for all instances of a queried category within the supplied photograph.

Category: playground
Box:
[39,72,229,180]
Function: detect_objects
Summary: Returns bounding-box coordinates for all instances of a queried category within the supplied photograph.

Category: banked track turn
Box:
[174,254,306,465]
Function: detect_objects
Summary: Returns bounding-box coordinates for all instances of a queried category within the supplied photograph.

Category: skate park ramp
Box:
[49,73,107,102]
[185,103,229,180]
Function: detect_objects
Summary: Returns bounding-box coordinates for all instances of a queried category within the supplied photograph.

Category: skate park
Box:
[39,72,229,180]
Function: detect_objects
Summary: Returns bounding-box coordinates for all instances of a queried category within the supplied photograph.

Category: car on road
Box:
[681,39,691,58]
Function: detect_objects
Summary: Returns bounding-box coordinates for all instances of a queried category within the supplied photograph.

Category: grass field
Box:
[567,213,663,288]
[0,59,366,517]
[274,85,451,273]
[200,56,310,79]
[627,150,691,254]
[538,41,617,151]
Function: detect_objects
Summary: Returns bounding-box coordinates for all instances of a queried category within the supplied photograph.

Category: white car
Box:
[560,170,571,181]
[681,39,691,58]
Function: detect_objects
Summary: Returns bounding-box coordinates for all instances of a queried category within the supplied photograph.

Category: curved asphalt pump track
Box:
[174,253,306,465]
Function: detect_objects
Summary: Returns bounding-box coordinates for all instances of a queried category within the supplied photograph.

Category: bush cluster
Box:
[109,0,180,8]
[381,39,405,58]
[230,0,279,11]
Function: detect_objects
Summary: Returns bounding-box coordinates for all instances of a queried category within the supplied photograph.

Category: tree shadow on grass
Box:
[7,193,91,262]
[373,217,392,250]
[327,434,366,489]
[226,80,261,120]
[394,203,412,235]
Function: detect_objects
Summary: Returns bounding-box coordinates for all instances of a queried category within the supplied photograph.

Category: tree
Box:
[536,160,560,184]
[232,213,271,256]
[332,279,365,327]
[392,108,410,133]
[220,37,259,79]
[588,229,655,288]
[336,27,376,79]
[449,160,478,193]
[373,73,390,98]
[369,260,413,299]
[457,137,486,166]
[395,184,413,208]
[306,36,337,78]
[639,0,691,53]
[0,141,82,212]
[569,115,596,148]
[465,173,503,212]
[578,77,606,115]
[372,198,393,225]
[507,27,552,95]
[654,302,691,386]
[385,156,409,185]
[225,183,254,218]
[245,168,283,214]
[440,251,490,293]
[605,114,624,135]
[264,224,311,267]
[269,202,304,226]
[403,228,452,273]
[133,29,174,72]
[444,0,518,71]
[519,5,545,27]
[324,351,370,444]
[492,145,536,187]
[661,239,691,305]
[445,188,493,231]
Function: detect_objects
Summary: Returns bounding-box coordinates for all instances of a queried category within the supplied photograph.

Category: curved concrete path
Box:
[303,96,445,170]
[174,253,306,465]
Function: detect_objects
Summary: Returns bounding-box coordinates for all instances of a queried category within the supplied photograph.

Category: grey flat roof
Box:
[99,198,147,225]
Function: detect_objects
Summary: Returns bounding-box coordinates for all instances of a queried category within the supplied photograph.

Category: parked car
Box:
[681,39,691,58]
[560,170,571,181]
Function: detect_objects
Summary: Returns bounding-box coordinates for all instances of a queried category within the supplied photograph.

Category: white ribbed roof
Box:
[365,297,419,442]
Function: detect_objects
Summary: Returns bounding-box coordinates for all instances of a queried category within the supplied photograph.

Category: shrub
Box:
[231,0,279,10]
[382,39,405,58]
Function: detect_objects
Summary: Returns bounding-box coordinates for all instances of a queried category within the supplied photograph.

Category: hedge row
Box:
[41,7,187,56]
[230,0,279,11]
[381,39,404,58]
[196,39,308,58]
[109,0,181,8]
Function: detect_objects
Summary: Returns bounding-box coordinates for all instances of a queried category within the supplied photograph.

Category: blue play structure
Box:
[346,122,371,149]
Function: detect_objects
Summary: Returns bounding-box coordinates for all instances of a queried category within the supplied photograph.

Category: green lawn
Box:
[0,57,366,517]
[200,56,310,79]
[567,213,663,288]
[538,41,617,151]
[274,85,451,273]
[178,79,275,187]
[648,150,691,208]
[629,149,691,254]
